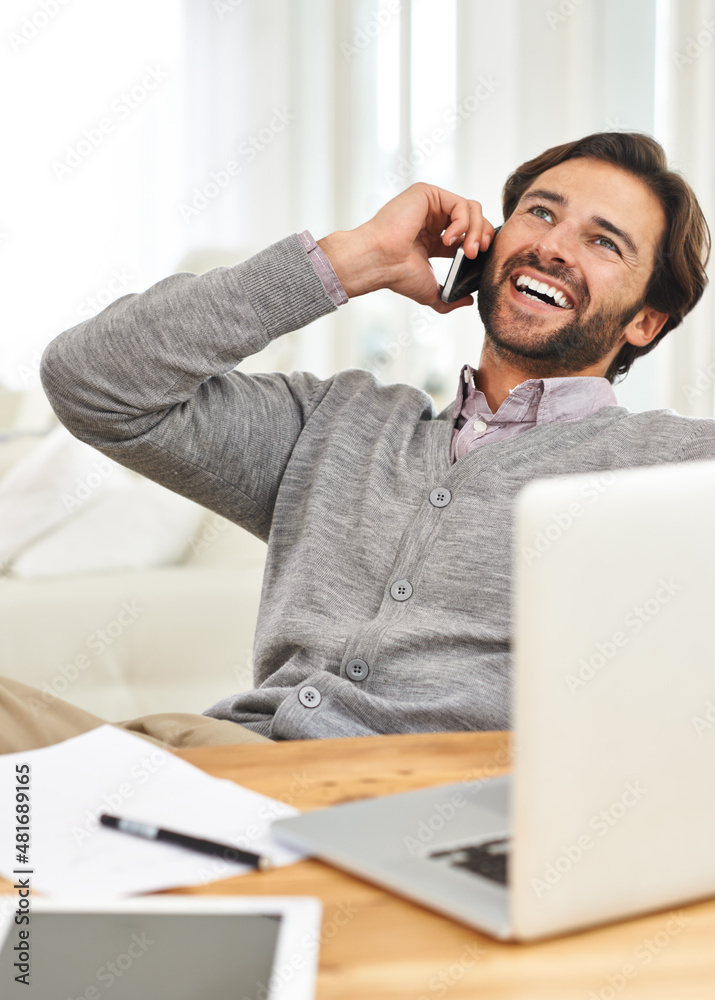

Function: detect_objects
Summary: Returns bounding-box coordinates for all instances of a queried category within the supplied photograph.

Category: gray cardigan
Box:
[40,235,715,739]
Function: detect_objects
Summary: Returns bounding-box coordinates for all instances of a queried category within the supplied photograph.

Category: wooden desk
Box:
[176,733,715,999]
[5,732,715,998]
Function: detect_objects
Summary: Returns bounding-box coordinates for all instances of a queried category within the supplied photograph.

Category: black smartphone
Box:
[440,225,502,303]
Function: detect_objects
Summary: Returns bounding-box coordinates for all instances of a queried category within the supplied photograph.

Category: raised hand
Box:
[317,182,495,313]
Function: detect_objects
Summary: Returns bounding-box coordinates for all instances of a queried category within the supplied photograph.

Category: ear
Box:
[623,305,669,347]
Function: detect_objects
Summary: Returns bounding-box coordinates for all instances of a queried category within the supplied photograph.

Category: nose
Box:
[533,222,578,268]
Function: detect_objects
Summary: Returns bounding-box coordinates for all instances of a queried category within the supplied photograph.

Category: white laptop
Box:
[274,460,715,941]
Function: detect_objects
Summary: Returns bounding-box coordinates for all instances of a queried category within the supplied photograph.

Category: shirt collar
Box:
[453,364,618,425]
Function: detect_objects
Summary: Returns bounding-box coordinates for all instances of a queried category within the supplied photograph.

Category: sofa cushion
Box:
[0,426,205,577]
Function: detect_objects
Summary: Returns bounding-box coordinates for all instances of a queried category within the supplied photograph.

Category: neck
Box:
[474,341,609,412]
[473,344,534,412]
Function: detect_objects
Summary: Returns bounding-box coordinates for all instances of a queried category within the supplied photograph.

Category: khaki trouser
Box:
[0,676,270,754]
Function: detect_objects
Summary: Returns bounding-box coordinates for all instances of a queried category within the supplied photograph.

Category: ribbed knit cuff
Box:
[235,233,339,340]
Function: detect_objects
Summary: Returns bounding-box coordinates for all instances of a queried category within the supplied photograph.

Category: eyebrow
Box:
[521,188,639,259]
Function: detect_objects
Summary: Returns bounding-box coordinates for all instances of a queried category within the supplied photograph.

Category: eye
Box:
[530,205,553,223]
[594,235,620,254]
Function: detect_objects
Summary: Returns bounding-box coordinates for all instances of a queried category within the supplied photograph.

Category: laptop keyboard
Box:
[428,836,511,885]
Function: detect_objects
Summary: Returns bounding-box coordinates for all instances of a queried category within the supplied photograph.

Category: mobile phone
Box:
[440,225,502,303]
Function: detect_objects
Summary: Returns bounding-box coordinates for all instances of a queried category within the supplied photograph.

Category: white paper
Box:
[0,725,304,896]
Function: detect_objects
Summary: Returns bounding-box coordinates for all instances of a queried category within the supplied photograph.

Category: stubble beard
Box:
[476,249,645,378]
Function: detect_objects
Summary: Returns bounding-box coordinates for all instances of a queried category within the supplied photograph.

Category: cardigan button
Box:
[298,685,321,708]
[429,487,452,508]
[346,659,369,681]
[390,579,413,602]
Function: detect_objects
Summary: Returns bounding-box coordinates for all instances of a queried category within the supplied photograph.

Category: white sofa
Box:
[0,398,266,722]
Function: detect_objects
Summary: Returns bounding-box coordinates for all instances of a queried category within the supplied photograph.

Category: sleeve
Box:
[40,233,339,541]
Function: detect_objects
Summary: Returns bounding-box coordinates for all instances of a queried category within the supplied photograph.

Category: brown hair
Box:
[501,132,711,382]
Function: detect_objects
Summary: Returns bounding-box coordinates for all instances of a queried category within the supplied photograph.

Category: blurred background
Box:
[1,0,714,718]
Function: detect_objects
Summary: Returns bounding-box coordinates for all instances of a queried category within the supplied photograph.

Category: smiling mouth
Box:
[513,273,575,310]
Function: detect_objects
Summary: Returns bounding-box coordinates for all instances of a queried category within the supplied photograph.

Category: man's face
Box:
[477,158,667,376]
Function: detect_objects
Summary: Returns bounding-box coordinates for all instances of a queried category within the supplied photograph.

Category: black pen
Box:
[99,814,272,870]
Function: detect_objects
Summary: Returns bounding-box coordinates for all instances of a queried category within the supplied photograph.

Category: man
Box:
[1,131,711,752]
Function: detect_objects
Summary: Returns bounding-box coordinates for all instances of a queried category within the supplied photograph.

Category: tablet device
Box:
[0,894,321,1000]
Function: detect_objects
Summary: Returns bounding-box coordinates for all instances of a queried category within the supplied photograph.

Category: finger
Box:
[440,199,482,249]
[440,197,492,258]
[430,215,496,260]
[430,292,475,315]
[461,204,496,259]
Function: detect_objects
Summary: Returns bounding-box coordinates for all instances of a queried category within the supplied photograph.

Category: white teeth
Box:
[514,273,573,309]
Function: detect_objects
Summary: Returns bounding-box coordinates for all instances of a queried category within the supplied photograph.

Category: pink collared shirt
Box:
[299,230,349,306]
[450,364,618,463]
